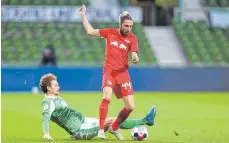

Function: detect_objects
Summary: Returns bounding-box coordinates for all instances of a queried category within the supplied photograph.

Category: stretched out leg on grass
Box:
[72,106,157,140]
[105,105,157,131]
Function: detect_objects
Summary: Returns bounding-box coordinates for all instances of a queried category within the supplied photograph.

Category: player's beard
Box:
[120,26,129,36]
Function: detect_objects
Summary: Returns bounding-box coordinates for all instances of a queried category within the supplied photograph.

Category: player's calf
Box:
[111,107,133,130]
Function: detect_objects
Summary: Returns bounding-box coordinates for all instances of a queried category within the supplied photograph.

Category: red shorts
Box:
[102,68,134,99]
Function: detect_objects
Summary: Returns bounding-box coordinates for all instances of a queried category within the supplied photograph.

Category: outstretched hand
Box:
[44,133,54,141]
[79,5,86,15]
[132,53,139,64]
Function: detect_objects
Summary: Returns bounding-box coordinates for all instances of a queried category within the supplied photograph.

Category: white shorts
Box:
[73,117,99,140]
[80,117,99,130]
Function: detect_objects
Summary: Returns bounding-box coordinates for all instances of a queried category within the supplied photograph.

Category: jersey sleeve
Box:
[99,28,112,39]
[130,35,138,52]
[42,100,55,133]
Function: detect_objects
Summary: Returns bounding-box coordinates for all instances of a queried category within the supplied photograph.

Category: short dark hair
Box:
[119,11,132,24]
[39,73,57,93]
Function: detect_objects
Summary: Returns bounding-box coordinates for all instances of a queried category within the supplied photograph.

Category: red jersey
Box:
[99,28,138,71]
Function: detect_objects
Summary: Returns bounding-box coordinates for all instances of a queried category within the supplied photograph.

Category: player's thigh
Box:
[122,95,135,110]
[73,117,99,140]
[83,117,99,124]
[102,69,116,89]
[113,83,134,99]
[114,71,134,99]
[102,87,113,100]
[102,72,115,100]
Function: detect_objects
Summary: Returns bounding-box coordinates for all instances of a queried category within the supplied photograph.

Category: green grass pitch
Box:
[2,92,229,143]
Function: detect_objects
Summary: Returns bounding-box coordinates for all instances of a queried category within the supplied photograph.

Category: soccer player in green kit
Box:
[40,73,156,141]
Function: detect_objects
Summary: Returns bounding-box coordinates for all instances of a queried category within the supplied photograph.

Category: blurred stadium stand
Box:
[173,20,229,65]
[1,0,229,91]
[1,22,156,65]
[202,0,229,7]
[1,0,91,6]
[1,0,157,66]
[1,0,229,66]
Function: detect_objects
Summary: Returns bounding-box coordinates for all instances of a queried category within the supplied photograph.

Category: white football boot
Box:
[108,126,124,140]
[97,129,106,139]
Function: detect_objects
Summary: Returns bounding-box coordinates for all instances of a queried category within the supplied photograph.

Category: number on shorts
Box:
[121,82,132,90]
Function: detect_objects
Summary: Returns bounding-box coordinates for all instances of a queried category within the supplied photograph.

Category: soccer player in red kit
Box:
[79,5,156,140]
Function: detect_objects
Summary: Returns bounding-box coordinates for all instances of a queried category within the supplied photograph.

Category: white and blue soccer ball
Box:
[131,125,148,141]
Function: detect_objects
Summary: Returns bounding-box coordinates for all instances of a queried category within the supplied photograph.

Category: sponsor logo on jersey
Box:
[119,44,127,50]
[110,41,119,47]
[110,41,127,51]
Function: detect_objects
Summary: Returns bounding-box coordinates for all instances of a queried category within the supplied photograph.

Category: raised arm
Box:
[79,5,100,36]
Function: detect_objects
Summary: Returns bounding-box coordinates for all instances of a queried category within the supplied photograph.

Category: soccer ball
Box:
[131,125,148,141]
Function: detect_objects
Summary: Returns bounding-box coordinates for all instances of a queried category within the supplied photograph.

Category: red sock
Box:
[112,107,133,130]
[99,99,110,130]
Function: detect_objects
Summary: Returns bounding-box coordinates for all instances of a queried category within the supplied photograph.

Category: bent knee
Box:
[103,87,112,100]
[125,104,135,111]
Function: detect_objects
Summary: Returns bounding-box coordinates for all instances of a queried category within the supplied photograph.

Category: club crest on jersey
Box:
[110,41,127,51]
[107,81,112,85]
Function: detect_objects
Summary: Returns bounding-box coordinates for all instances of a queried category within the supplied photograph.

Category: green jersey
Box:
[42,96,85,135]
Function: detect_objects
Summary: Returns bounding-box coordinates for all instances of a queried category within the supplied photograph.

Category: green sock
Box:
[120,118,148,129]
